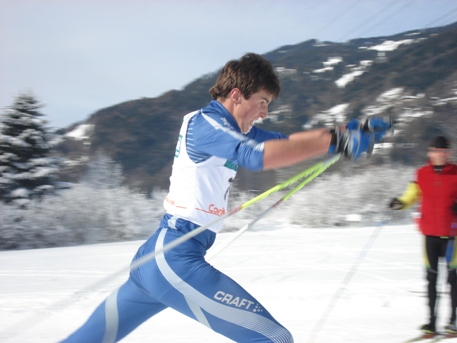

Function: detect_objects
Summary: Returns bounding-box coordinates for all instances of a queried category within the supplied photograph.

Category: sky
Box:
[1,0,456,129]
[0,224,451,343]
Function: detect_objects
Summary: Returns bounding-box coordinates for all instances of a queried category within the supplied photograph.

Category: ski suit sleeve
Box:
[247,126,288,142]
[191,112,283,171]
[398,181,421,209]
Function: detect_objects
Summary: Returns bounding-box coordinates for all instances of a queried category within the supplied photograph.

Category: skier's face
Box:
[428,148,451,166]
[234,89,272,134]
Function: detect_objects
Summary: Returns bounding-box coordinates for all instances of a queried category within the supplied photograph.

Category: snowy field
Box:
[1,223,456,343]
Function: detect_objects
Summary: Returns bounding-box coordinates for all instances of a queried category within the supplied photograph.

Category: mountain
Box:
[56,22,457,194]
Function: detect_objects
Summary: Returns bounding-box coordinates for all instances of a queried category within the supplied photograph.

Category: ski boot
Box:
[444,322,457,335]
[420,323,437,335]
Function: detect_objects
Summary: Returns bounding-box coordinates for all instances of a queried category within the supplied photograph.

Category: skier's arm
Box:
[263,128,331,170]
[390,182,421,210]
[263,116,392,170]
[193,112,390,171]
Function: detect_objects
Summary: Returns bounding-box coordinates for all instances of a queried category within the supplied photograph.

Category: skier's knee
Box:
[448,269,457,285]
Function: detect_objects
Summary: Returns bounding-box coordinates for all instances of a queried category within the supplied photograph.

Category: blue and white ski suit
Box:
[61,100,293,343]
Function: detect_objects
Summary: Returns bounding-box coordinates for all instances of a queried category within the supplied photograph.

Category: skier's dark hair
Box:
[209,53,280,101]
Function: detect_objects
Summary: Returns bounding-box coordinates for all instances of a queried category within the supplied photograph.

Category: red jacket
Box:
[417,163,457,236]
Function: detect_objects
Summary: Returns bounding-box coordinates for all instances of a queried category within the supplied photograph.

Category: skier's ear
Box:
[229,88,243,104]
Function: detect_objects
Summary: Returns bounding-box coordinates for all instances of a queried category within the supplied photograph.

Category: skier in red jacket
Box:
[390,135,457,335]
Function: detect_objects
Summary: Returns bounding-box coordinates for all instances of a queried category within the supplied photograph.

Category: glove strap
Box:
[328,128,339,154]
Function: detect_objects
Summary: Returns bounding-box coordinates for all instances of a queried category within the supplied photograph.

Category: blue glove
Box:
[362,116,393,143]
[347,129,375,160]
[329,116,393,160]
[346,116,393,142]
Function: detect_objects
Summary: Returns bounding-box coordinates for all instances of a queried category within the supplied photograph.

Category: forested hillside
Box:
[56,22,457,193]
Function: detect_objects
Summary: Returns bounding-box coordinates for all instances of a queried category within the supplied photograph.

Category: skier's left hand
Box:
[329,116,392,160]
[346,116,393,143]
[332,116,392,160]
[363,116,393,143]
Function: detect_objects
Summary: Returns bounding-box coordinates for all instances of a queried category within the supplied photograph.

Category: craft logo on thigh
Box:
[214,291,260,311]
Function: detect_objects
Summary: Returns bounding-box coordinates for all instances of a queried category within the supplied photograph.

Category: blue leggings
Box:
[61,215,293,343]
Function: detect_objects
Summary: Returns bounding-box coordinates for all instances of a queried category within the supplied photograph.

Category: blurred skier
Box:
[390,135,457,335]
[61,53,391,343]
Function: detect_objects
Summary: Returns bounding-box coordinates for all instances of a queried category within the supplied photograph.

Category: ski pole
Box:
[207,154,341,259]
[10,154,339,314]
[307,218,387,343]
[74,154,341,294]
[129,153,341,271]
[0,154,341,341]
[74,155,341,303]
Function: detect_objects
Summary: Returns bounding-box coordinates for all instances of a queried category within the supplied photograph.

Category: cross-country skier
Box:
[60,53,390,343]
[390,135,457,336]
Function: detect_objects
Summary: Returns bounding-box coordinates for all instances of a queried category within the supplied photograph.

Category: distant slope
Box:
[56,22,457,193]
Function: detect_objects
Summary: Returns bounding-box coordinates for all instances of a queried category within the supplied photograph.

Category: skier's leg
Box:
[446,239,457,324]
[425,236,440,328]
[60,278,166,343]
[138,220,293,343]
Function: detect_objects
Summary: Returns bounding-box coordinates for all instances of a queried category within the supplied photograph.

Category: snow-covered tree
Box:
[82,151,124,189]
[0,93,61,206]
[0,153,164,249]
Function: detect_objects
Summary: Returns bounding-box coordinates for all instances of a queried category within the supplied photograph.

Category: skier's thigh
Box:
[162,261,293,342]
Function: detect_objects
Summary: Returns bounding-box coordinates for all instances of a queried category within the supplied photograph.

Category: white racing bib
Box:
[164,111,237,232]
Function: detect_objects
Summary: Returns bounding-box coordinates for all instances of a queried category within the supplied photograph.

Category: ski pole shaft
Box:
[307,219,386,343]
[50,155,341,297]
[208,154,340,259]
[241,154,340,209]
[49,155,342,302]
[0,155,341,340]
[130,154,341,271]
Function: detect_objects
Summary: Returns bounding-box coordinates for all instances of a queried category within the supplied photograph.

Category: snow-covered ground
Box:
[1,224,455,343]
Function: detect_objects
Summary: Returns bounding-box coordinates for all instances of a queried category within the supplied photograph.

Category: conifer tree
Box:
[82,151,124,190]
[0,93,61,206]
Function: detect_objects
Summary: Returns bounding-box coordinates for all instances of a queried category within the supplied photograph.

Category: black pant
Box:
[424,236,457,326]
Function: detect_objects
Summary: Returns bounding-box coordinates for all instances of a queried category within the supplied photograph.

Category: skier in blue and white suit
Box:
[61,53,390,343]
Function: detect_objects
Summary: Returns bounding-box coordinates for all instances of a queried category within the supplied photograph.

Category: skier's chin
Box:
[242,123,253,134]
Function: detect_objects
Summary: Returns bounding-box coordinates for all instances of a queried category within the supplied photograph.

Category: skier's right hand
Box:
[389,198,404,210]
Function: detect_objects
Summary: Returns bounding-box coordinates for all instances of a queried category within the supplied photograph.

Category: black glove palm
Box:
[389,198,404,210]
